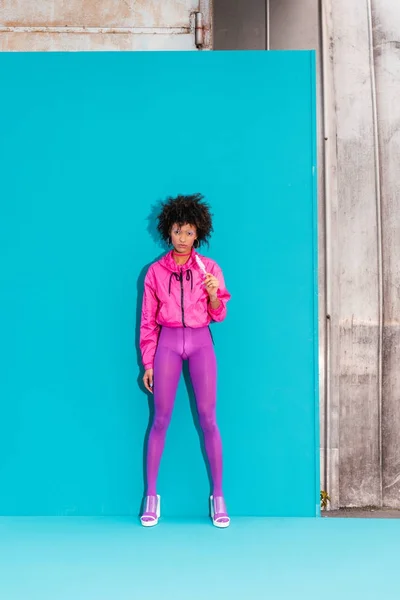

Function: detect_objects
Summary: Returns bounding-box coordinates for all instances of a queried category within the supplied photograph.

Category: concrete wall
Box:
[373,0,400,508]
[328,0,381,508]
[269,0,319,50]
[213,0,265,50]
[0,0,212,50]
[270,0,400,509]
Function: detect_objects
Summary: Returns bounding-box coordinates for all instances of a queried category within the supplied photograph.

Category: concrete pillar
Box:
[373,0,400,509]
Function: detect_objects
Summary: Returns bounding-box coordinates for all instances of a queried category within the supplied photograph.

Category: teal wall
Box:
[0,51,318,517]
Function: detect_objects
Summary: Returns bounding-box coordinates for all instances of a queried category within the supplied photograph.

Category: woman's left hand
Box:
[204,273,219,298]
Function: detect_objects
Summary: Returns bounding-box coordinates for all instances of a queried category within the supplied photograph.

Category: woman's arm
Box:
[206,263,231,322]
[209,295,221,310]
[139,267,159,370]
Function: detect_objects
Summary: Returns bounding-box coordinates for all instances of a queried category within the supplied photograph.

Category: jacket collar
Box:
[160,249,197,273]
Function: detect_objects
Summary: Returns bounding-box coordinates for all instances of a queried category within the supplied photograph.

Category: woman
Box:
[139,193,231,528]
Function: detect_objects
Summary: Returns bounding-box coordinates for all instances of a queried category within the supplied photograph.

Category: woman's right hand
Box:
[143,369,154,394]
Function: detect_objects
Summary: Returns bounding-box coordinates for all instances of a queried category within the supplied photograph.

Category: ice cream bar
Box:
[195,254,207,276]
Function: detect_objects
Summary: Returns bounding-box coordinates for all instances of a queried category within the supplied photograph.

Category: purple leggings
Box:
[146,326,223,497]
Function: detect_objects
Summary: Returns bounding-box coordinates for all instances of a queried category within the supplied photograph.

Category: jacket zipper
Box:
[179,270,186,327]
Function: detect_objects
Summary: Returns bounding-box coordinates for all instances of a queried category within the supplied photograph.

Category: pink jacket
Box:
[140,250,231,370]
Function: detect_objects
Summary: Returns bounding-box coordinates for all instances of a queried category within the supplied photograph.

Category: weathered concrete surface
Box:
[0,0,199,28]
[213,0,265,50]
[324,508,400,518]
[0,32,196,52]
[268,0,400,509]
[269,0,319,50]
[329,1,381,508]
[0,0,207,51]
[373,0,400,509]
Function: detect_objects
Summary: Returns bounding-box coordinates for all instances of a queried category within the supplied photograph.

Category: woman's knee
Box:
[198,410,217,434]
[152,412,171,433]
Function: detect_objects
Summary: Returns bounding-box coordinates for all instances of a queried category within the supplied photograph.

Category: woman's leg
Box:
[188,342,224,498]
[188,339,230,526]
[145,344,182,497]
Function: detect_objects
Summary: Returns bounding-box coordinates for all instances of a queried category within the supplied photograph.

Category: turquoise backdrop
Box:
[0,51,318,517]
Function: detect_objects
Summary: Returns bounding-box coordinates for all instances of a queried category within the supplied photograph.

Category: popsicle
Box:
[195,254,207,276]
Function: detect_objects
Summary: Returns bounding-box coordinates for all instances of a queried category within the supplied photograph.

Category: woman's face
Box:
[170,222,197,253]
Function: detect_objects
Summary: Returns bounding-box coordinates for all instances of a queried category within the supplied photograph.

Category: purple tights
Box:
[145,326,224,498]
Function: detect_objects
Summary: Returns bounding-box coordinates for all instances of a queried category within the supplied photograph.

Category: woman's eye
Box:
[187,232,193,237]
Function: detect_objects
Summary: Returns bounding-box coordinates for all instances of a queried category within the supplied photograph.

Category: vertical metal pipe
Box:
[195,11,204,48]
[265,0,270,50]
[366,0,384,507]
[320,0,333,505]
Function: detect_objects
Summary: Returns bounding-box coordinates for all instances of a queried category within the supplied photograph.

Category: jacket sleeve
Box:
[139,267,160,370]
[208,262,231,323]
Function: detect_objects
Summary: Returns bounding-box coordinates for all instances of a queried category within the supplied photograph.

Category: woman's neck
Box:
[173,249,191,265]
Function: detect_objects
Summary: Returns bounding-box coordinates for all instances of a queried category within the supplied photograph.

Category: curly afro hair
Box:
[156,193,213,248]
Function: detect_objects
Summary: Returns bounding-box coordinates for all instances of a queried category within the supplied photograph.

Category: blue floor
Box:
[0,517,398,600]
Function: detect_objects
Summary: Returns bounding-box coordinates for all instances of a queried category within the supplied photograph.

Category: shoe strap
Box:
[144,495,158,514]
[213,496,227,515]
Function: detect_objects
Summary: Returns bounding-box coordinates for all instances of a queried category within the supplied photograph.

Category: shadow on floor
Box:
[323,508,400,518]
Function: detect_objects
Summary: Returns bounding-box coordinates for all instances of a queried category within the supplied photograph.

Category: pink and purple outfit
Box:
[140,249,231,509]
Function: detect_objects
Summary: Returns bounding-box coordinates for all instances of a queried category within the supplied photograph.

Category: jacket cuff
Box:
[208,301,224,316]
[144,363,153,370]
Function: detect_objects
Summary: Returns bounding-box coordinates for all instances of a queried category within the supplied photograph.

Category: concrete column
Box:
[373,0,400,509]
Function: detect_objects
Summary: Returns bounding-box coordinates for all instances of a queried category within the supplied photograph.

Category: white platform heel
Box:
[140,495,161,527]
[210,495,230,528]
